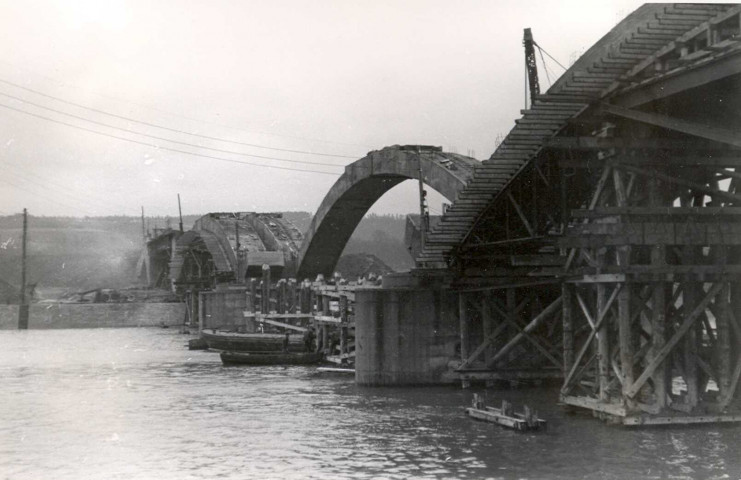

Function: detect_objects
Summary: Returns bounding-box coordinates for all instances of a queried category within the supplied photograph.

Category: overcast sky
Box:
[0,0,683,218]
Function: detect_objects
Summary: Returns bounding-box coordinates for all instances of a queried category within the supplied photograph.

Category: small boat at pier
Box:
[201,329,304,353]
[220,350,324,366]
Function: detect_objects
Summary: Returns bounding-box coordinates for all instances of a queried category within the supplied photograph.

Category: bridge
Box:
[167,212,303,290]
[296,145,478,279]
[300,3,741,425]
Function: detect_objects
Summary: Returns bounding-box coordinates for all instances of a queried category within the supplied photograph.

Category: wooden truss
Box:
[558,155,741,424]
[457,285,564,386]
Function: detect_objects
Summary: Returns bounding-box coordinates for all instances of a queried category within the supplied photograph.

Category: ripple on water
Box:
[1,329,741,480]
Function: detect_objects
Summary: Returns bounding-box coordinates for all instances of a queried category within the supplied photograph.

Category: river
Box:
[0,328,739,479]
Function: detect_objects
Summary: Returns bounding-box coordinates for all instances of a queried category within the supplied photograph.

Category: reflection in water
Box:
[0,329,739,479]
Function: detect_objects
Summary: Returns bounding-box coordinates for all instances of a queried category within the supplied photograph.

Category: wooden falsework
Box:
[442,7,741,423]
[557,156,741,424]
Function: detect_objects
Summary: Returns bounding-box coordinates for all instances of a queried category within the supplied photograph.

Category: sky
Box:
[0,0,687,218]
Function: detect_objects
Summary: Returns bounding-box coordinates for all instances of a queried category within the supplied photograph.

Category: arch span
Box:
[297,145,478,279]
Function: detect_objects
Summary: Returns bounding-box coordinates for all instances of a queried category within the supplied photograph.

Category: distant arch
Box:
[296,145,478,279]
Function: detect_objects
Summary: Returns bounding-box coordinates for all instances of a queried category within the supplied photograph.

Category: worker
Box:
[283,331,290,352]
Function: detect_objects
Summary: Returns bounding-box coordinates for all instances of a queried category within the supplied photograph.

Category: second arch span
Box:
[297,145,478,279]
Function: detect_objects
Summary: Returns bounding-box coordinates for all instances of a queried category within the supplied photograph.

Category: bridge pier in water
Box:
[354,276,460,385]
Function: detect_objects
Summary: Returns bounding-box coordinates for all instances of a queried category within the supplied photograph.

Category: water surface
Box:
[1,329,739,479]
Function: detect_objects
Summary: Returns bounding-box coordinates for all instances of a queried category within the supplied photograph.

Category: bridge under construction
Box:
[303,3,741,425]
[161,3,741,426]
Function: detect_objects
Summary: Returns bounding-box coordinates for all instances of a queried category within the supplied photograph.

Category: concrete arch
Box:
[297,145,478,279]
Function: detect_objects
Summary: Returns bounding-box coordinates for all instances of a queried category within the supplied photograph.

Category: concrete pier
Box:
[354,282,458,385]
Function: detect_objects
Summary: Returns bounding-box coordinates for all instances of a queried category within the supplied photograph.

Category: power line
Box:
[0,60,372,149]
[0,91,344,168]
[0,161,134,213]
[0,77,361,159]
[0,101,342,176]
[0,177,95,213]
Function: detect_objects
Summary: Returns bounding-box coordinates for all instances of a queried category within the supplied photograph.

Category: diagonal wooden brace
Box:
[626,281,725,399]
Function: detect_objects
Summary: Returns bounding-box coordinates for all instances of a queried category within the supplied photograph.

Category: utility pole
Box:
[18,208,29,329]
[141,206,146,242]
[177,194,184,233]
[235,222,242,282]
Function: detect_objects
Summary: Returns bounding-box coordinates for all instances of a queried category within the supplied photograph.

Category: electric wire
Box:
[0,102,342,176]
[0,60,372,149]
[0,77,360,158]
[0,91,344,168]
[0,177,93,213]
[1,161,134,213]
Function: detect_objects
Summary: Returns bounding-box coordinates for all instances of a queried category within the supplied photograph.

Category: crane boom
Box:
[523,28,540,106]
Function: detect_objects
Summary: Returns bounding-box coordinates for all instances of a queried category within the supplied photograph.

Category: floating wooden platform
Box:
[466,406,547,432]
[465,396,547,432]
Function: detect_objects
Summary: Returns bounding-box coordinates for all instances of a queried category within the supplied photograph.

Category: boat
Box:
[220,350,324,366]
[201,328,305,353]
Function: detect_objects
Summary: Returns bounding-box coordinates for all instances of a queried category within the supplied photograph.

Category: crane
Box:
[523,28,540,107]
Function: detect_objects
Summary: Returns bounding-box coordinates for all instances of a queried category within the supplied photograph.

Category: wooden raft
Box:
[465,394,547,432]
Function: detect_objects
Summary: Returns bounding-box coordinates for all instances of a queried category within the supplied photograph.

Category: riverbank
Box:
[0,302,185,329]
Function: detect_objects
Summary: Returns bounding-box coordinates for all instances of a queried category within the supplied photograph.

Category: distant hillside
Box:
[0,212,414,290]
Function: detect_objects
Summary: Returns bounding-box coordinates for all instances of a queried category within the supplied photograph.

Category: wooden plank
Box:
[623,413,741,426]
[602,103,741,150]
[571,206,741,217]
[253,318,308,332]
[560,395,627,417]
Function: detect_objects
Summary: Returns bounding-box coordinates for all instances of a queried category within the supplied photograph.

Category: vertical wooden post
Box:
[244,279,254,332]
[596,252,610,402]
[299,280,309,313]
[321,325,328,354]
[648,175,667,409]
[716,247,732,399]
[618,282,634,409]
[18,208,29,330]
[287,279,297,314]
[276,279,286,314]
[681,193,701,409]
[261,264,271,314]
[198,291,205,333]
[459,292,470,388]
[562,282,574,376]
[339,294,348,358]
